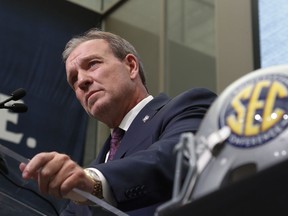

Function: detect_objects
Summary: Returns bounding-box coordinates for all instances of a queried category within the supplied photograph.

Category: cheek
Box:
[75,91,85,105]
[109,69,130,85]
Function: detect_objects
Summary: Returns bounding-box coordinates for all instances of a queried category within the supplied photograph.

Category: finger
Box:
[38,153,71,194]
[20,163,38,180]
[41,174,63,199]
[59,168,95,198]
[22,152,56,179]
[48,159,82,198]
[19,162,26,172]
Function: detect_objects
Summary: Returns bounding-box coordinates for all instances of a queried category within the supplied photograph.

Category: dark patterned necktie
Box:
[108,127,125,161]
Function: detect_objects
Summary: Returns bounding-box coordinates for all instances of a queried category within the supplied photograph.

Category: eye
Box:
[88,59,102,70]
[88,60,97,68]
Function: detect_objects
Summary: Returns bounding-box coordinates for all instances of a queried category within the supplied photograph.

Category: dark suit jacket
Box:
[61,88,216,216]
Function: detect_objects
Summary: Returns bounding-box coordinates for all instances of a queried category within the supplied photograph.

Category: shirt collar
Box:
[111,95,153,133]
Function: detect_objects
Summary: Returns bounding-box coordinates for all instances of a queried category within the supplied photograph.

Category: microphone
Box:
[0,88,26,105]
[0,88,28,113]
[5,103,28,113]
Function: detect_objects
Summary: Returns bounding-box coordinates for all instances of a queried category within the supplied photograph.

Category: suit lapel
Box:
[113,93,171,159]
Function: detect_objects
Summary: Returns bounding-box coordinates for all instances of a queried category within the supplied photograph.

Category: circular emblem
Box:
[219,74,288,148]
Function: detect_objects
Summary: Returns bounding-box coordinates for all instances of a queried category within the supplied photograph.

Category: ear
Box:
[124,54,139,79]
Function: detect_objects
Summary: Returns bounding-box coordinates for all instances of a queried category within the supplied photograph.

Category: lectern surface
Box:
[0,191,48,216]
[156,158,288,216]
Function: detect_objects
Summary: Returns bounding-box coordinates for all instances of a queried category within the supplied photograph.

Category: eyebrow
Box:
[75,54,101,66]
[78,55,96,62]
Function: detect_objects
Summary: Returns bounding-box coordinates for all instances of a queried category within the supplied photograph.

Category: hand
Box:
[19,152,94,200]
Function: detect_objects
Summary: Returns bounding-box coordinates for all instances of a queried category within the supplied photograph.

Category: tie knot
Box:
[112,127,125,139]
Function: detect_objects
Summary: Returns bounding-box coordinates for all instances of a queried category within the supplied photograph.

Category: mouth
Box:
[86,90,101,105]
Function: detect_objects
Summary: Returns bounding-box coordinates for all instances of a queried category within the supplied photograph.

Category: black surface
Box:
[0,191,47,216]
[157,159,288,216]
[0,151,68,215]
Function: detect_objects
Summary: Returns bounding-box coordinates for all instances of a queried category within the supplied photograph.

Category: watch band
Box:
[84,169,104,199]
[73,169,103,205]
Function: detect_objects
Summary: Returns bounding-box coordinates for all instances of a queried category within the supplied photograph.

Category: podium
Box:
[0,149,68,215]
[0,191,51,216]
[156,158,288,216]
[0,144,127,216]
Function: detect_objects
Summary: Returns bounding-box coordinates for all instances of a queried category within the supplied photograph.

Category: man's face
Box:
[65,39,136,122]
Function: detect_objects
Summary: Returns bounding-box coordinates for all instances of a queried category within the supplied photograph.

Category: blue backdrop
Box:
[0,0,101,164]
[0,1,102,214]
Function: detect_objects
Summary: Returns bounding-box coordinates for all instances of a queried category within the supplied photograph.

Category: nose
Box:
[78,72,93,90]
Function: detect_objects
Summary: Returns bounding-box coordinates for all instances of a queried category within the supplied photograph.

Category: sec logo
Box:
[219,74,288,148]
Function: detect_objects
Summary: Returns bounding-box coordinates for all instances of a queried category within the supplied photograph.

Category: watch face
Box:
[85,169,99,181]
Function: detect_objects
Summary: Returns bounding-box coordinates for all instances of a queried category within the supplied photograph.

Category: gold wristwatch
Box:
[84,169,104,199]
[73,169,103,205]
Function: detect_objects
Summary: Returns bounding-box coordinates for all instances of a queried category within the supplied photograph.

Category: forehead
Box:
[66,39,112,63]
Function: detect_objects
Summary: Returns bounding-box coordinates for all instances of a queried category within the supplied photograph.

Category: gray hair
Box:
[62,28,146,87]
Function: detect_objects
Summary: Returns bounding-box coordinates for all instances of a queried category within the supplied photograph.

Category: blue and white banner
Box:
[0,0,100,164]
[0,1,101,214]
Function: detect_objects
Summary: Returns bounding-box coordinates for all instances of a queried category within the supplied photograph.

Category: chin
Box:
[88,105,103,118]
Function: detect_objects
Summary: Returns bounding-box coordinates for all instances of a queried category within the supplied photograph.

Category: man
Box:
[20,28,216,215]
